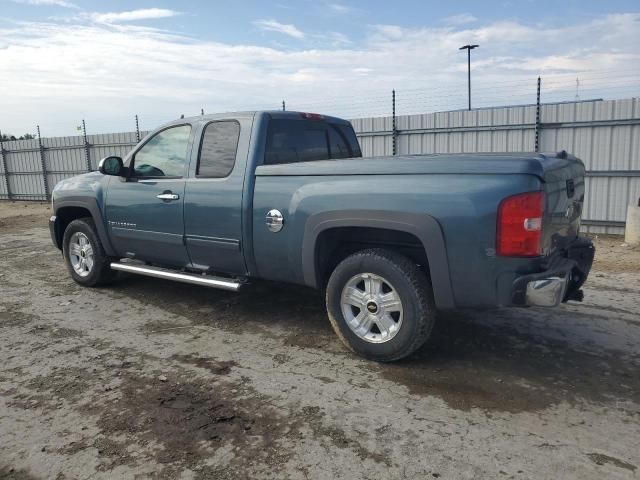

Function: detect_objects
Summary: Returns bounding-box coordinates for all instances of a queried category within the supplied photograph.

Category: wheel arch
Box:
[53,198,116,256]
[301,210,455,309]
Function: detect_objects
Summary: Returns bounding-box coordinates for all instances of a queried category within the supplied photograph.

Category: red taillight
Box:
[497,191,544,257]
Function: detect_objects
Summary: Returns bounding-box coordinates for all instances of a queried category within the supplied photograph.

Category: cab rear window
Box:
[264,119,362,165]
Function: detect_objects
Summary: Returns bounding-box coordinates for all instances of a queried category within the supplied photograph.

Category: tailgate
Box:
[540,152,586,254]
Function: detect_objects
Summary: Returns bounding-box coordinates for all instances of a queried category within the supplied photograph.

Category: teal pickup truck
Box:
[50,111,594,361]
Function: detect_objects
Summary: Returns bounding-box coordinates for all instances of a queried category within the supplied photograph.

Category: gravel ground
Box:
[0,201,639,480]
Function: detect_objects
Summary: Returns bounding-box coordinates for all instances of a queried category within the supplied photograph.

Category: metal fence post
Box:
[82,119,91,171]
[392,89,397,156]
[135,115,141,142]
[0,130,12,200]
[37,125,50,201]
[535,76,541,153]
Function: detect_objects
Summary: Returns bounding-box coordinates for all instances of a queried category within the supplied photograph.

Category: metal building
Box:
[352,98,640,234]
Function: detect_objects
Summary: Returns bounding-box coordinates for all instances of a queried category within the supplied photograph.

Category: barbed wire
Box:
[6,67,638,137]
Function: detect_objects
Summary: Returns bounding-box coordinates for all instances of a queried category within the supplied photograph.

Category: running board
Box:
[110,262,242,292]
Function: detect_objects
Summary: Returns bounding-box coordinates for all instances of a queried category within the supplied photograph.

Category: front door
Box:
[105,124,193,267]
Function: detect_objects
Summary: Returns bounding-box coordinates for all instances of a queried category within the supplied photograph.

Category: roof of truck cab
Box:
[160,110,351,127]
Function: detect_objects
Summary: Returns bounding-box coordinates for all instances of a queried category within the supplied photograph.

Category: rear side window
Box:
[332,124,362,158]
[265,119,362,165]
[197,121,240,177]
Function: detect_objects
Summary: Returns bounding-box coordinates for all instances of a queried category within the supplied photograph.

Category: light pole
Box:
[459,44,479,110]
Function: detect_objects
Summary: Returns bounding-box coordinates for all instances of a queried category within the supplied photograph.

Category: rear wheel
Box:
[326,248,436,362]
[62,218,117,287]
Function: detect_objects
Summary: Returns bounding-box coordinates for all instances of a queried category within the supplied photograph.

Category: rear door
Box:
[183,119,249,274]
[105,124,193,266]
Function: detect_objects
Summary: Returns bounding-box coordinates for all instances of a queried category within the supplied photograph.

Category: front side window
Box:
[197,121,240,177]
[133,125,191,177]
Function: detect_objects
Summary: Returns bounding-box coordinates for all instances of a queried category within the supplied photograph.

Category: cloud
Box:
[443,13,478,25]
[10,0,78,8]
[319,31,351,46]
[370,24,404,40]
[327,3,351,14]
[90,9,180,24]
[0,13,638,135]
[253,19,305,39]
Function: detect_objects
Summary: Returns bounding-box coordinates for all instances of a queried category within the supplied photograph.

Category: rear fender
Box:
[302,210,455,309]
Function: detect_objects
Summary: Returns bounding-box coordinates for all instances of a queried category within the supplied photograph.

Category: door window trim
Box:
[195,120,241,179]
[129,123,193,179]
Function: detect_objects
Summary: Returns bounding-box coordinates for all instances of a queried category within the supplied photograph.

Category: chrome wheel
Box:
[340,273,403,343]
[68,232,94,277]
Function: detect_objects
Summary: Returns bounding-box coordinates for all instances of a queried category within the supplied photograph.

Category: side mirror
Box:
[98,156,124,176]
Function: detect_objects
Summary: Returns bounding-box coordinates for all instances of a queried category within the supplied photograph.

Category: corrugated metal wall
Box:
[352,98,640,234]
[1,98,638,234]
[0,131,148,201]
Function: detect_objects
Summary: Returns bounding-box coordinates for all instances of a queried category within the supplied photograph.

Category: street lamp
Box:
[459,44,479,110]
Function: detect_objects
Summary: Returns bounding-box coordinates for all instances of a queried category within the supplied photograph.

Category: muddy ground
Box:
[0,201,639,480]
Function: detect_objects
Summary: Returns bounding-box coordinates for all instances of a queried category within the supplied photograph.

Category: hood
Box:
[52,171,106,202]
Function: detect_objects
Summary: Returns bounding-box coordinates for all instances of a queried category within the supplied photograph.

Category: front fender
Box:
[49,215,63,250]
[53,197,117,256]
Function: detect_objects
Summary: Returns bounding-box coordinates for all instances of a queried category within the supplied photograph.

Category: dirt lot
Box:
[1,201,639,480]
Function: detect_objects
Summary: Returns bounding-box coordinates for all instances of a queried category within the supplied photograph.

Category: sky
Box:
[1,0,639,136]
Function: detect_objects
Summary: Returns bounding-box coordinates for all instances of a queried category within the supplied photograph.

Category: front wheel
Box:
[326,248,436,362]
[62,218,117,287]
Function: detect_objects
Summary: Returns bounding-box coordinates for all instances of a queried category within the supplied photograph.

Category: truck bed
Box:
[252,150,587,309]
[255,152,578,179]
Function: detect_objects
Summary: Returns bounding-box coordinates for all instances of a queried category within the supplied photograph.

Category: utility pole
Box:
[459,44,479,110]
[81,119,91,171]
[392,89,397,156]
[535,76,541,153]
[0,129,12,200]
[37,125,50,200]
[135,114,140,142]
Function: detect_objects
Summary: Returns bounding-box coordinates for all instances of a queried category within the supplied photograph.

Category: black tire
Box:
[62,217,118,287]
[326,248,436,362]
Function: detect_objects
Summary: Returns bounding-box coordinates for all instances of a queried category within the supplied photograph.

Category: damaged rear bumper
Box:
[512,236,595,307]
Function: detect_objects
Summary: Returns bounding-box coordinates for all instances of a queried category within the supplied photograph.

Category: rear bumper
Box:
[512,236,595,307]
[524,276,568,307]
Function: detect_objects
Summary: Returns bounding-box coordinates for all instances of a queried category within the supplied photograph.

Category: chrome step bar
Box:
[110,262,242,292]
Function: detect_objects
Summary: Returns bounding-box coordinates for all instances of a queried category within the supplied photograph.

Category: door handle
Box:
[157,193,180,201]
